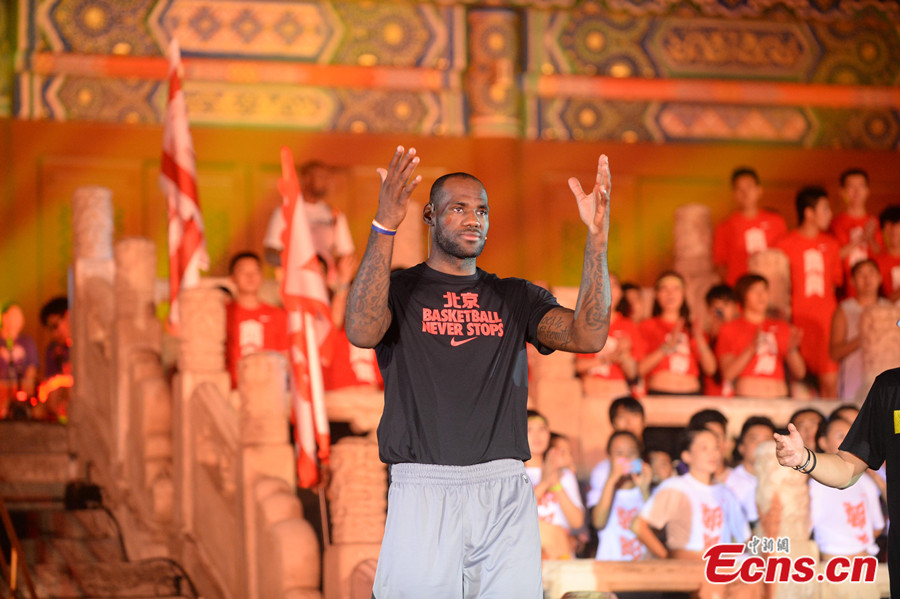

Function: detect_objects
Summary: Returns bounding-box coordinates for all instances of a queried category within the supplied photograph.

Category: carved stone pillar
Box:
[238,352,297,599]
[178,287,226,374]
[674,204,714,278]
[70,186,115,490]
[673,204,718,326]
[172,286,229,550]
[115,238,157,321]
[748,249,791,320]
[858,303,900,403]
[255,477,321,599]
[323,437,387,599]
[114,238,163,478]
[72,186,114,261]
[466,7,521,137]
[238,352,290,449]
[755,440,816,599]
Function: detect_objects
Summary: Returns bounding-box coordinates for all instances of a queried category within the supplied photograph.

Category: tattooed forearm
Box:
[539,234,610,353]
[573,240,611,332]
[345,230,394,348]
[537,310,574,347]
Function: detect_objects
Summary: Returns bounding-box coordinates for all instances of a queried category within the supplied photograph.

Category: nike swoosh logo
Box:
[450,336,477,347]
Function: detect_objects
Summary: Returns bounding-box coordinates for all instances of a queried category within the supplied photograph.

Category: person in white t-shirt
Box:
[262,160,355,274]
[809,415,884,560]
[723,416,775,526]
[592,431,651,561]
[525,410,585,559]
[586,396,646,510]
[831,403,888,499]
[632,427,750,559]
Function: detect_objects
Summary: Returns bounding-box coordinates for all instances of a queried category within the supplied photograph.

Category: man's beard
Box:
[434,225,485,259]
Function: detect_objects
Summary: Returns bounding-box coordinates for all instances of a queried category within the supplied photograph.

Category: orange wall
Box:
[2,118,899,356]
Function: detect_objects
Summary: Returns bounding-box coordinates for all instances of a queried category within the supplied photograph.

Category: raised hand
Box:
[375,146,422,230]
[788,326,803,352]
[773,423,807,468]
[278,146,301,201]
[568,155,611,237]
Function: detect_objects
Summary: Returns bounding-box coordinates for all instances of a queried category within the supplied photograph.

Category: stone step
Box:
[0,481,67,508]
[0,452,71,484]
[0,421,69,453]
[32,562,85,597]
[14,508,122,541]
[69,560,198,597]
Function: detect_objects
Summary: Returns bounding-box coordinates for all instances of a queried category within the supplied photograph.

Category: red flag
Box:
[278,146,333,488]
[161,38,208,323]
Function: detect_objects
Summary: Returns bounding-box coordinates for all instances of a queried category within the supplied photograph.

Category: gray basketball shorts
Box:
[371,458,542,599]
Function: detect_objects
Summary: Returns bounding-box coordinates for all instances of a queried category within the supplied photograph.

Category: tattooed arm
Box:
[536,156,612,353]
[345,147,422,348]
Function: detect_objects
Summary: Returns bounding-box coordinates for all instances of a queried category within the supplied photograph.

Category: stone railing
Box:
[69,187,320,599]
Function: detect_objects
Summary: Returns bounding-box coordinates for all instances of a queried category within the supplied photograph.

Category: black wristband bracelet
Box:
[793,448,812,473]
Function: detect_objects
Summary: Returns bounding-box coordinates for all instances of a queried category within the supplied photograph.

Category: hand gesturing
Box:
[773,423,807,468]
[375,146,422,230]
[568,155,611,237]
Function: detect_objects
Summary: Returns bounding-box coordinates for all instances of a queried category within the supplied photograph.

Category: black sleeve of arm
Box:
[839,373,891,470]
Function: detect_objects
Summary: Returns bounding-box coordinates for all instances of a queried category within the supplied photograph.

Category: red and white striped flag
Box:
[278,146,333,488]
[161,38,208,323]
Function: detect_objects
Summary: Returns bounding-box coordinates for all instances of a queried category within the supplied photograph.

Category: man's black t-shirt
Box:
[839,367,900,597]
[375,263,559,466]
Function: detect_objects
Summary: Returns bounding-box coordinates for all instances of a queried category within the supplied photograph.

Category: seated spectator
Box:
[831,402,859,424]
[576,274,642,398]
[831,168,882,292]
[875,205,900,301]
[525,410,585,560]
[0,303,39,418]
[688,409,732,482]
[586,396,646,510]
[592,431,651,561]
[40,296,70,378]
[638,271,716,395]
[225,252,289,388]
[789,407,825,450]
[724,416,775,527]
[618,281,646,323]
[831,259,890,400]
[703,284,738,396]
[631,427,749,559]
[713,166,787,286]
[809,415,884,560]
[37,296,73,422]
[647,446,674,489]
[776,186,842,397]
[716,274,805,398]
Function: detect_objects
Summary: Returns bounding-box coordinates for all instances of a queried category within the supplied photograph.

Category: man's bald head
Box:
[429,172,485,208]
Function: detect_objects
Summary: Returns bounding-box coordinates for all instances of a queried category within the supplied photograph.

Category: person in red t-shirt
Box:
[716,274,805,398]
[831,168,883,294]
[322,254,383,391]
[875,205,900,302]
[713,167,788,286]
[225,251,289,388]
[576,274,643,397]
[638,271,717,395]
[775,186,842,398]
[702,284,739,396]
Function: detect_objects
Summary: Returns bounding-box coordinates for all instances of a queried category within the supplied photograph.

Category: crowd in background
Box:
[578,167,900,402]
[528,397,886,567]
